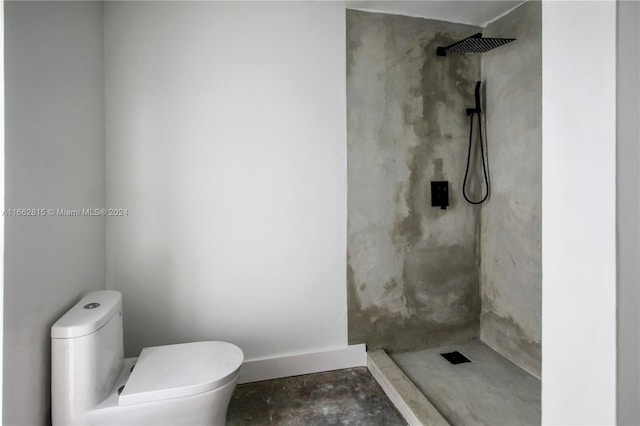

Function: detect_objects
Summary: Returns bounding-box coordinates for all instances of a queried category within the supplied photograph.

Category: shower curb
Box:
[367,349,450,426]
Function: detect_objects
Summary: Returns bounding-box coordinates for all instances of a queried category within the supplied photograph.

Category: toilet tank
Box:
[51,290,124,425]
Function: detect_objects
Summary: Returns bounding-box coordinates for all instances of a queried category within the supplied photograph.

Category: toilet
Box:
[51,290,243,426]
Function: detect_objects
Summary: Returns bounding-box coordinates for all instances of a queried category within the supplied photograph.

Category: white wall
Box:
[104,2,348,361]
[541,1,617,424]
[3,2,106,425]
[617,1,640,424]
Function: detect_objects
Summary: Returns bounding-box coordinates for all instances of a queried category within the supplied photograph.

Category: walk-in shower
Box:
[347,3,541,424]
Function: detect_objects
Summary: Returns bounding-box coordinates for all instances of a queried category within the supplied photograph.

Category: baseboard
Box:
[237,344,367,384]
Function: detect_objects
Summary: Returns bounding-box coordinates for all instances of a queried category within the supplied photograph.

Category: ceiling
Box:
[345,0,527,27]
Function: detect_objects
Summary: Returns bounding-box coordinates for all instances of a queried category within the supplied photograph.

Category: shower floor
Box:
[389,340,541,426]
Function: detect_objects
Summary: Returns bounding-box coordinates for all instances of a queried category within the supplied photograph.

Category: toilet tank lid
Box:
[119,341,244,406]
[51,290,122,339]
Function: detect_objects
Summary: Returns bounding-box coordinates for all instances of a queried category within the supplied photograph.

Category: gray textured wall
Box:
[4,2,106,424]
[347,10,482,351]
[617,1,640,423]
[480,1,542,378]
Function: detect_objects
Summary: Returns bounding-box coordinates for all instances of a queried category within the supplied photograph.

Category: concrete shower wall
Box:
[480,1,542,377]
[347,10,482,351]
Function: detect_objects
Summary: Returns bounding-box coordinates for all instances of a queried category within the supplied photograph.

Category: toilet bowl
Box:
[51,290,244,426]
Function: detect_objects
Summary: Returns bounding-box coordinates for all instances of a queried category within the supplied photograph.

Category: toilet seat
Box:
[118,341,243,406]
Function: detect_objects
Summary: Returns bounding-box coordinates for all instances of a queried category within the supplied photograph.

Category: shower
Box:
[436,33,516,205]
[347,6,541,425]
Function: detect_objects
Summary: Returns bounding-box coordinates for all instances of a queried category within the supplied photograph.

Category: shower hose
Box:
[462,110,490,204]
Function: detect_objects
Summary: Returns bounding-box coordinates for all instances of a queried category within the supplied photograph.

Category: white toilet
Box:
[51,290,244,426]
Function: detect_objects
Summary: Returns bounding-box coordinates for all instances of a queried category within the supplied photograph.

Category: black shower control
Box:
[431,181,449,210]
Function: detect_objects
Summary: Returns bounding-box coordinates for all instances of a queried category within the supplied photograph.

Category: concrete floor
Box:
[226,367,406,426]
[390,341,541,426]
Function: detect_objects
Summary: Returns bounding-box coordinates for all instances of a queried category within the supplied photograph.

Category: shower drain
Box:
[440,351,471,365]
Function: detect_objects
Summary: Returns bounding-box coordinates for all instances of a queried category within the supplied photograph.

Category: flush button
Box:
[83,303,100,309]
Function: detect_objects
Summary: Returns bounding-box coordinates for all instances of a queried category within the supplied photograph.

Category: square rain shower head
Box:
[436,33,516,56]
